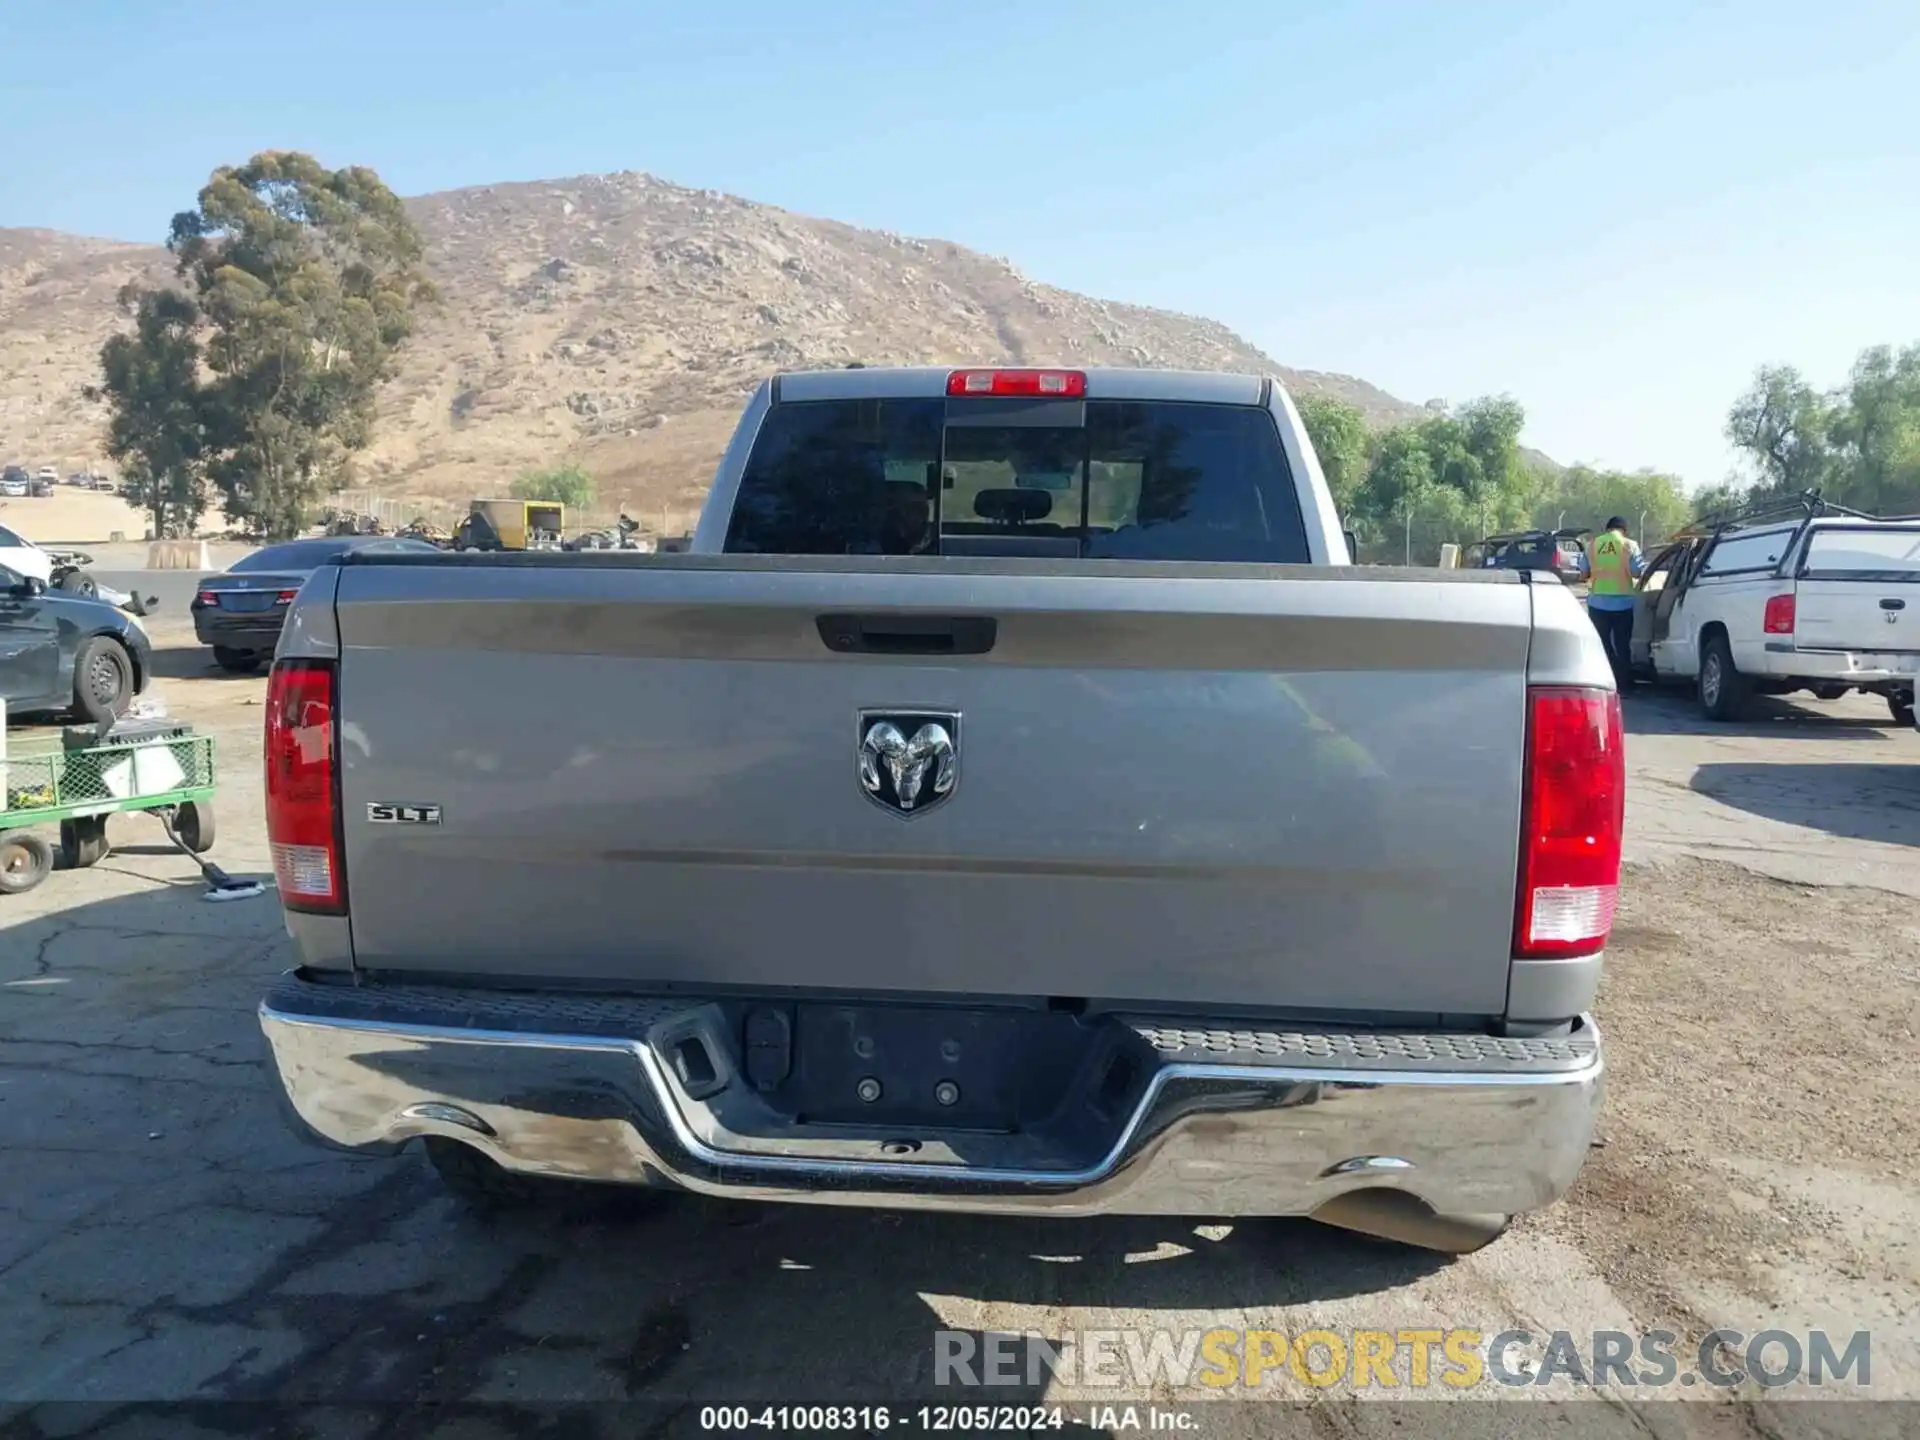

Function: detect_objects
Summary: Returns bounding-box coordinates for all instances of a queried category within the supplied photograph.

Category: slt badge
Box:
[858,710,959,817]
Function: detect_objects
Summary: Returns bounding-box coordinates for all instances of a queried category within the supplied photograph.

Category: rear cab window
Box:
[1800,526,1920,581]
[723,392,1311,563]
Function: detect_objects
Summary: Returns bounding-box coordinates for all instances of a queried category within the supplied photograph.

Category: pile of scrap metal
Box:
[321,509,389,538]
[398,518,452,547]
[562,513,656,553]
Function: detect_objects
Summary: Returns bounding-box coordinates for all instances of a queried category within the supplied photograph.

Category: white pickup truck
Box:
[1630,501,1920,722]
[258,366,1620,1255]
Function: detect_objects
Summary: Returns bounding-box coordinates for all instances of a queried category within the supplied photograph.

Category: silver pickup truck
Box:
[259,367,1621,1253]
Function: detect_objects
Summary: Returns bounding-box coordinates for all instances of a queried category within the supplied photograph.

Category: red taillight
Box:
[1514,686,1624,960]
[946,368,1087,398]
[265,659,343,914]
[275,589,299,605]
[195,590,217,606]
[1763,593,1796,635]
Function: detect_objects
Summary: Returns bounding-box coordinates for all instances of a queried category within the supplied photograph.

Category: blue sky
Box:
[3,0,1915,488]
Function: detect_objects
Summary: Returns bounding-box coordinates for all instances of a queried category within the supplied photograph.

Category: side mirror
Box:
[21,574,47,597]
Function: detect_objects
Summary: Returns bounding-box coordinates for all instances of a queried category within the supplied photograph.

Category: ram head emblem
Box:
[858,713,960,816]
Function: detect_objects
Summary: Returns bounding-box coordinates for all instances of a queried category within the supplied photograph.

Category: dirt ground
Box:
[0,489,152,545]
[1550,863,1920,1347]
[2,615,1918,1436]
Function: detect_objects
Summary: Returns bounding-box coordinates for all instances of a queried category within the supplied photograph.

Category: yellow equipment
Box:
[459,499,566,551]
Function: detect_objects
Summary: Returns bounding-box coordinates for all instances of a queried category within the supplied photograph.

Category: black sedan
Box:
[191,536,440,672]
[1,562,155,724]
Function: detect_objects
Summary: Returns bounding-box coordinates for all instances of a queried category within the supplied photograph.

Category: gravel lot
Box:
[3,622,1918,1436]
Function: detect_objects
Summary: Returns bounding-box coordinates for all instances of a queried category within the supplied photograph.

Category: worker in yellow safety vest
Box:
[1581,516,1645,687]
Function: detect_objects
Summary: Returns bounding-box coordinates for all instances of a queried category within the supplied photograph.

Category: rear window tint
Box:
[1080,402,1307,562]
[938,409,1089,559]
[726,396,1309,562]
[725,398,943,555]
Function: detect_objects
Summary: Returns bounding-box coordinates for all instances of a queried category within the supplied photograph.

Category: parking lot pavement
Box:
[1623,686,1920,893]
[2,659,1917,1432]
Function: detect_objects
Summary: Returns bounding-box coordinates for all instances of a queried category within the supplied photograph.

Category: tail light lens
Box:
[265,659,343,914]
[1514,686,1624,959]
[946,368,1087,397]
[194,590,217,606]
[275,589,299,605]
[1763,593,1796,634]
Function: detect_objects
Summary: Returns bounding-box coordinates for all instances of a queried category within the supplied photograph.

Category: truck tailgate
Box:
[1794,523,1920,655]
[329,559,1533,1017]
[1793,580,1920,655]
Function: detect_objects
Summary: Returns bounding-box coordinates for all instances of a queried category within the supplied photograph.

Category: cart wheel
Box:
[173,801,216,855]
[59,815,111,869]
[0,834,55,895]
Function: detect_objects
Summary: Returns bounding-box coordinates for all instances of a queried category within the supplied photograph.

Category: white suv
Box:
[1630,503,1920,723]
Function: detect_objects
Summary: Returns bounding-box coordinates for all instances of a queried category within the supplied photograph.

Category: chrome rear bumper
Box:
[259,975,1602,1220]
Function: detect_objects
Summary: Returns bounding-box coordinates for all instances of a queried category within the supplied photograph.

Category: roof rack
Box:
[1675,488,1888,541]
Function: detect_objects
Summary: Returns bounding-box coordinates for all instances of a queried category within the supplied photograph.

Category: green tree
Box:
[1714,342,1920,522]
[168,152,435,538]
[1336,396,1539,561]
[1302,387,1699,564]
[1828,343,1920,513]
[1358,425,1437,561]
[1689,481,1748,522]
[1537,466,1690,547]
[85,284,210,539]
[1415,414,1482,496]
[1455,396,1533,523]
[1295,394,1372,516]
[512,463,596,510]
[1726,364,1833,499]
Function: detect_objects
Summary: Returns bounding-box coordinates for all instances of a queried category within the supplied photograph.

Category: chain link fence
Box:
[321,492,427,533]
[1352,515,1475,568]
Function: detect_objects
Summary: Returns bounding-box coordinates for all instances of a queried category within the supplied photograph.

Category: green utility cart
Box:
[0,725,217,895]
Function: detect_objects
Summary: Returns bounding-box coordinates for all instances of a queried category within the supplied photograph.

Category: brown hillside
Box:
[1,171,1429,530]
